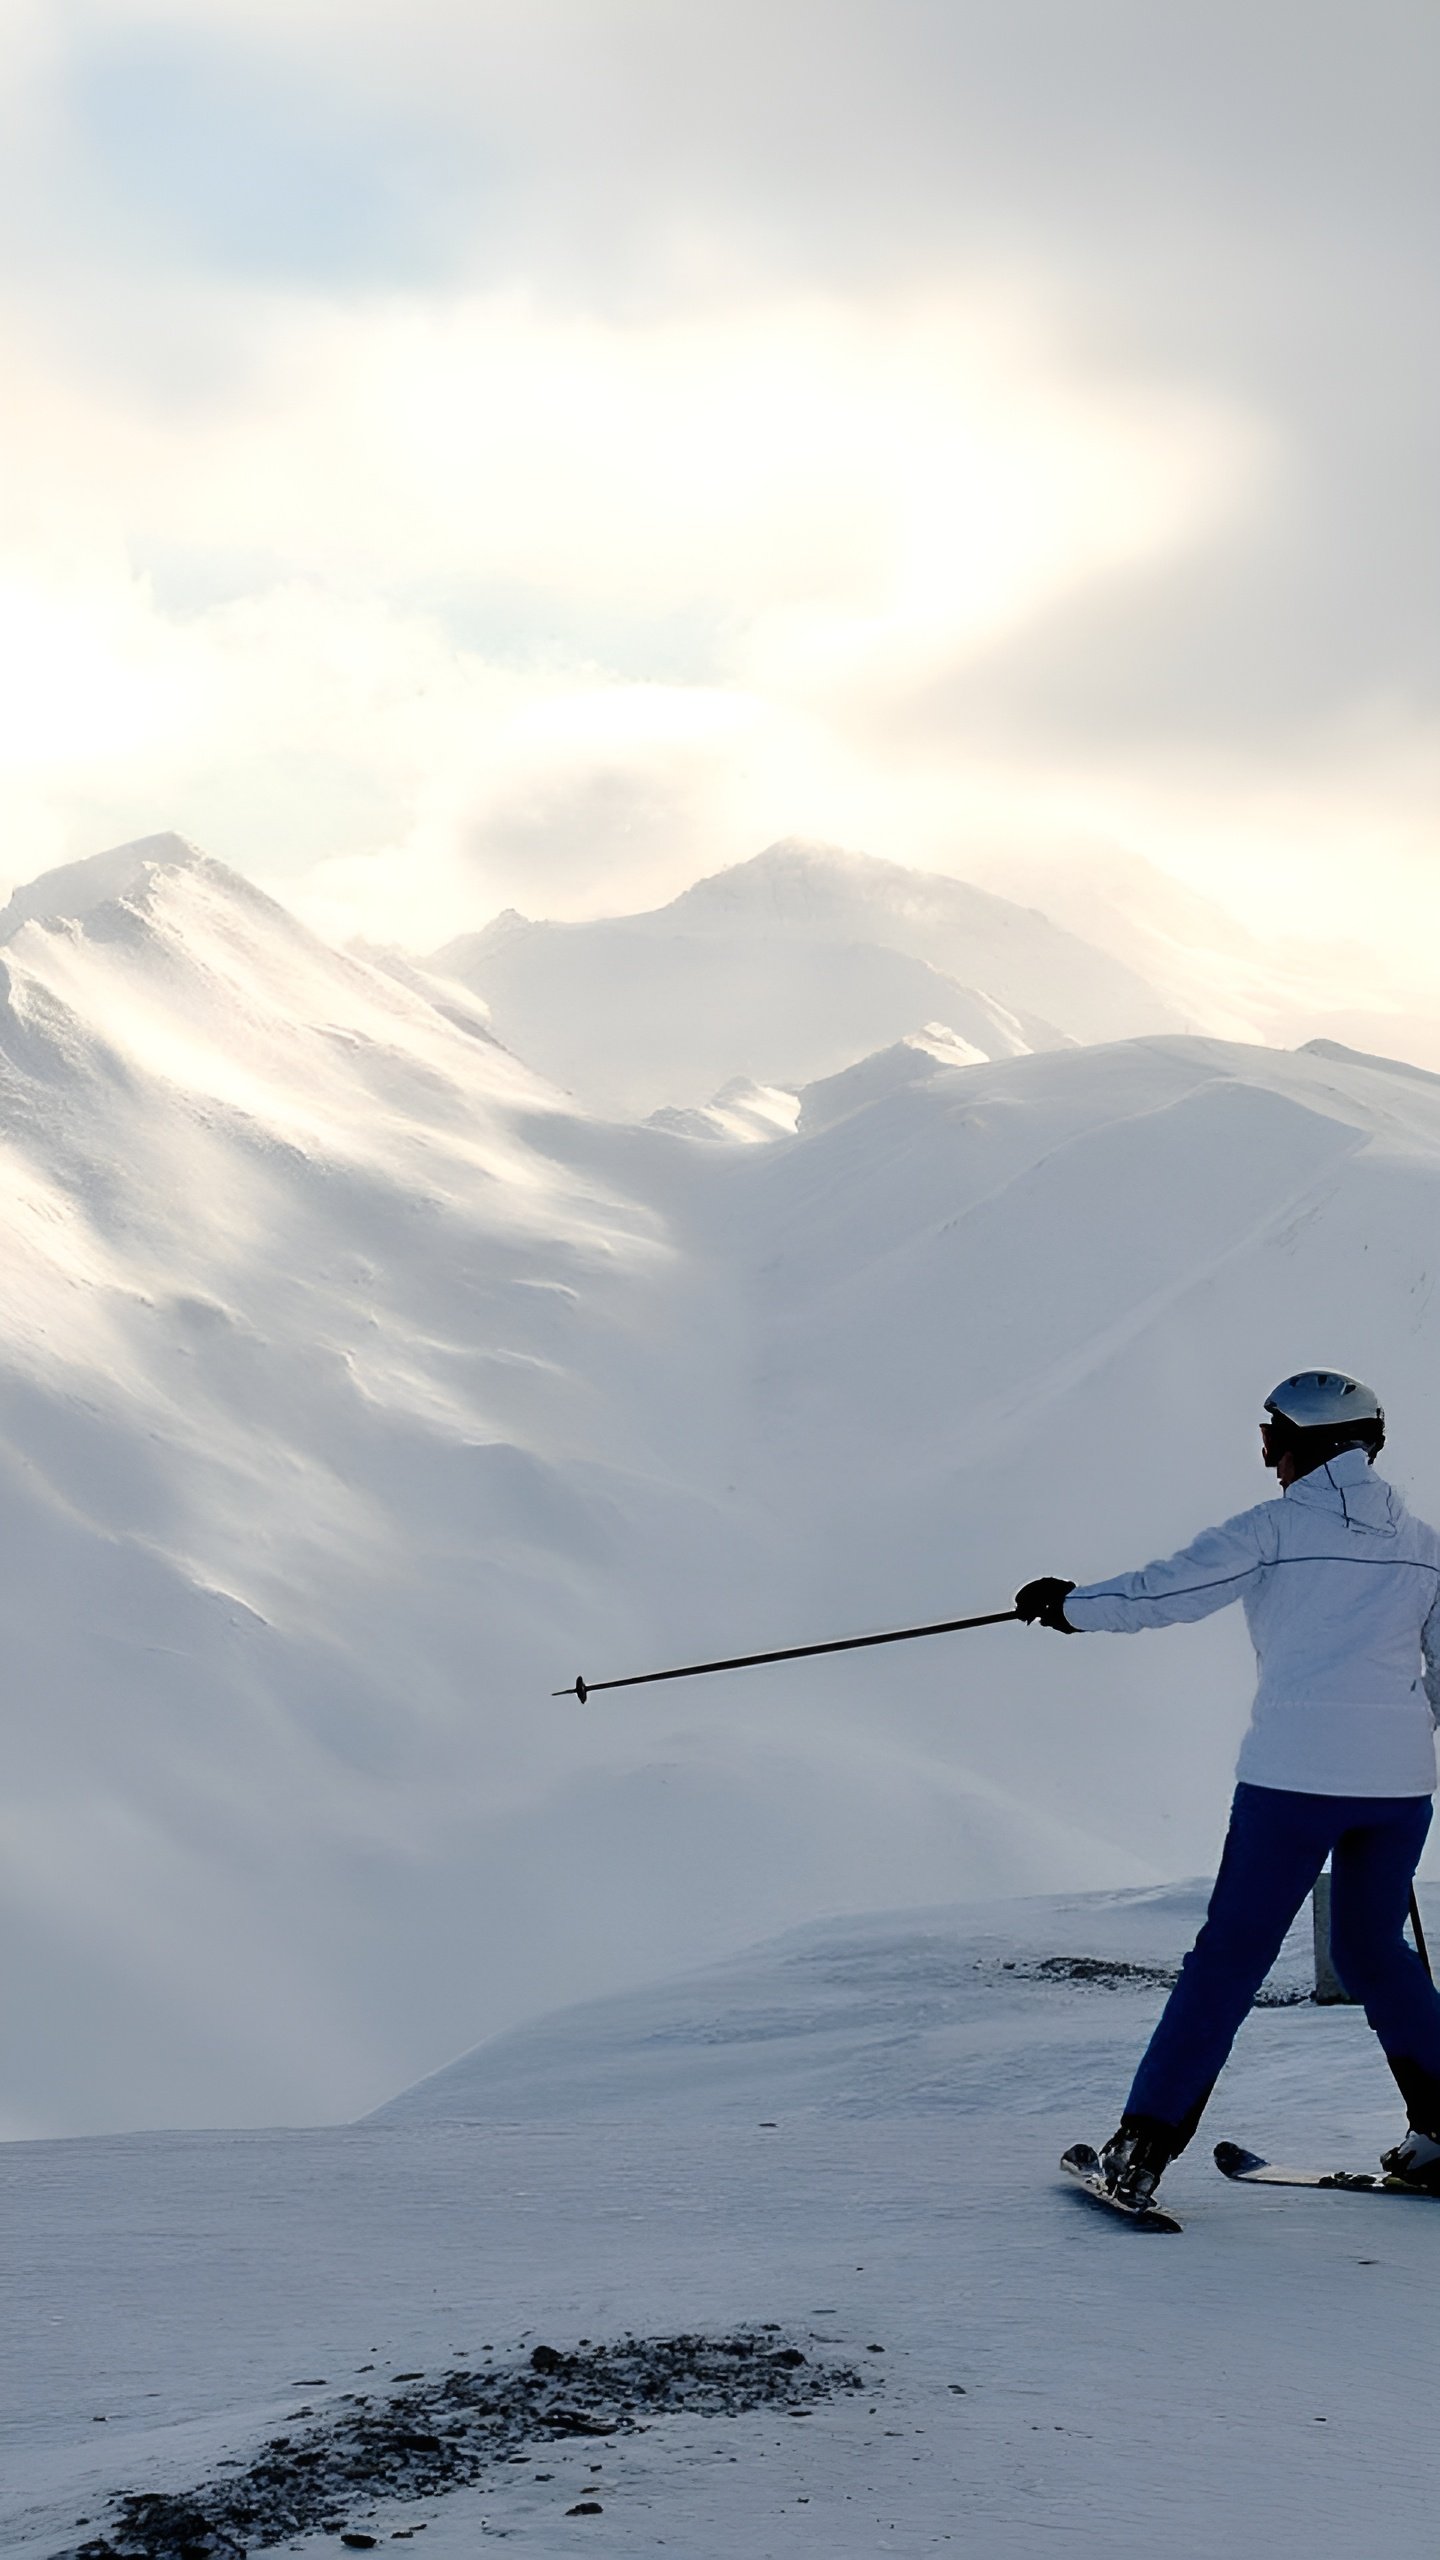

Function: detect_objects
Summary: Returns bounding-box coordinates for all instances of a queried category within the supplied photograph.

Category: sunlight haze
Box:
[1,0,1433,966]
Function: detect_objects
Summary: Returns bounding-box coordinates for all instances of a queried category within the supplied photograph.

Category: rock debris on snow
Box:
[66,2332,866,2560]
[990,1952,1309,2005]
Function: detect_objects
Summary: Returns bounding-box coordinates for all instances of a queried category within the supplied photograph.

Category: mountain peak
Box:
[0,832,204,945]
[427,840,1179,1114]
[667,838,948,927]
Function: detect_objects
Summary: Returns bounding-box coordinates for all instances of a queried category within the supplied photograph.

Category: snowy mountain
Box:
[0,835,690,2135]
[6,830,1440,2145]
[429,840,1182,1115]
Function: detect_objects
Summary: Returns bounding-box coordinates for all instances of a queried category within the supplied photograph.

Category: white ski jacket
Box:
[1065,1449,1440,1798]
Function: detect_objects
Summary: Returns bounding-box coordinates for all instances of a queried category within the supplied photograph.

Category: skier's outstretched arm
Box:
[1019,1507,1274,1636]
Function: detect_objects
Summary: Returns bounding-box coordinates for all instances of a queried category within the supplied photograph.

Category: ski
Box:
[1214,2140,1439,2196]
[1060,2143,1183,2232]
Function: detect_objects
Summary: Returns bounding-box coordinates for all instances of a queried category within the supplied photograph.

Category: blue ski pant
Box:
[1127,1780,1440,2149]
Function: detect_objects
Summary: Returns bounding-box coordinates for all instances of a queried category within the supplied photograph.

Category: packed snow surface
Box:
[6,1886,1439,2560]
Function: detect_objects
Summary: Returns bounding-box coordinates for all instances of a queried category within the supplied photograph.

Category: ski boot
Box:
[1379,2127,1440,2192]
[1099,2117,1175,2211]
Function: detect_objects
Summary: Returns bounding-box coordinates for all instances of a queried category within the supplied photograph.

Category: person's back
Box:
[1066,1442,1440,1796]
[1015,1369,1440,2213]
[1242,1453,1440,1788]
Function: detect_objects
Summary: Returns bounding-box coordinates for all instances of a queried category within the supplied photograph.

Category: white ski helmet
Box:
[1263,1369,1385,1454]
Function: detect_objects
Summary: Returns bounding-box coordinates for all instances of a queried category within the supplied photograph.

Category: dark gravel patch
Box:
[67,2331,867,2559]
[993,1955,1309,2006]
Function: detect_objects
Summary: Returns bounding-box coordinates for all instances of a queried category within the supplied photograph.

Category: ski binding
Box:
[1061,2142,1183,2231]
[1215,2140,1438,2196]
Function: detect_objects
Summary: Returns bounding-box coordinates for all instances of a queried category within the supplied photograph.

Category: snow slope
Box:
[373,1878,1314,2129]
[429,840,1182,1114]
[0,836,691,2134]
[7,831,1440,2141]
[6,1887,1438,2560]
[531,1025,1440,1967]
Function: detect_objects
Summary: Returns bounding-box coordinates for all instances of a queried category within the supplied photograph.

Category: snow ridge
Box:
[427,838,1174,1113]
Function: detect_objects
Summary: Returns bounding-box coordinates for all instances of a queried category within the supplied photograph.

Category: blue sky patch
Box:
[67,27,483,288]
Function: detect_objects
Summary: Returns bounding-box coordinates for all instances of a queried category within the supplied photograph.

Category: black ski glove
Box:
[1014,1576,1077,1633]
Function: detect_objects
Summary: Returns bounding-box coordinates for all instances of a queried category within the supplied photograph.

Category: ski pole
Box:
[552,1607,1019,1702]
[1409,1888,1434,1984]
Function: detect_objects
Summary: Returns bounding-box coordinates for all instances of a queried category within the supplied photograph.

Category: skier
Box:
[1017,1370,1440,2211]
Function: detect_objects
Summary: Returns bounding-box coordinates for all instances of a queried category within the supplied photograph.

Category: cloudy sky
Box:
[1,0,1434,950]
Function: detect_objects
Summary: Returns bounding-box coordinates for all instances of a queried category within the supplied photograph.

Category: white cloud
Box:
[0,0,1434,961]
[0,261,1278,936]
